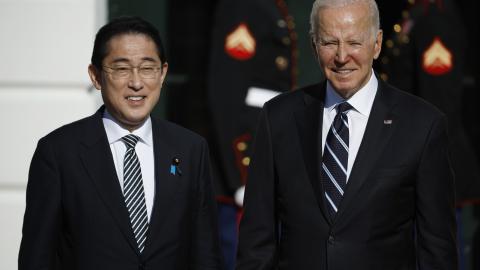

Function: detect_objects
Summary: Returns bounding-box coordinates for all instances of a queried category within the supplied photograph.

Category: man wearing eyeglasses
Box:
[19,16,222,270]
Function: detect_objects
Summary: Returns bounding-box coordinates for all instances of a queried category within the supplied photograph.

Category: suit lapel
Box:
[294,84,333,225]
[143,119,182,257]
[79,108,140,254]
[336,81,397,220]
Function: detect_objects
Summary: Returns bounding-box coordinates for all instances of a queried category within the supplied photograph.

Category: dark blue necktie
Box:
[320,102,353,217]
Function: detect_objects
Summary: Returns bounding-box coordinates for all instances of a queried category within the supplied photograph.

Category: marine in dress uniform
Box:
[378,1,480,268]
[379,0,480,204]
[206,0,297,269]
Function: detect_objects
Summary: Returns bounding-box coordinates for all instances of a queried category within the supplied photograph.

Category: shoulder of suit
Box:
[264,83,323,111]
[381,81,446,121]
[39,113,207,149]
[264,80,445,122]
[151,117,206,145]
[39,112,98,144]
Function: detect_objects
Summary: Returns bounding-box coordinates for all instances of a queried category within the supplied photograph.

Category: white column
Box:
[0,0,106,268]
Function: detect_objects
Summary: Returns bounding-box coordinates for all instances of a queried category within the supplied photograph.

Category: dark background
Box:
[108,0,480,268]
[108,0,479,154]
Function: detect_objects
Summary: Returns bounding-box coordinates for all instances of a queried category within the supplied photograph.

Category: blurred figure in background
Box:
[207,0,297,269]
[379,0,480,204]
[378,1,480,268]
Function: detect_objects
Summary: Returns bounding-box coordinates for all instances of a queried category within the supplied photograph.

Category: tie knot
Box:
[122,134,140,149]
[336,102,353,114]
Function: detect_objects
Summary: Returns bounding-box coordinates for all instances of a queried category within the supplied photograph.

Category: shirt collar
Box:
[324,70,378,116]
[102,109,153,147]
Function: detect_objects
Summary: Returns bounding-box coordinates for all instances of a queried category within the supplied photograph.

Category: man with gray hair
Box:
[236,0,457,269]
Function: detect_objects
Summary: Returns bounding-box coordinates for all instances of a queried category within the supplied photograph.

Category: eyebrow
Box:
[110,57,129,64]
[141,57,159,63]
[110,57,159,64]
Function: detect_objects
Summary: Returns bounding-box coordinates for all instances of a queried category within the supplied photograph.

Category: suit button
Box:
[139,263,145,270]
[328,235,335,244]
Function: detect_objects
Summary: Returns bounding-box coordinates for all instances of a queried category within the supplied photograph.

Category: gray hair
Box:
[309,0,380,40]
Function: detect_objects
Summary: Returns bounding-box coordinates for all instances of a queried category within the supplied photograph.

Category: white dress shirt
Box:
[102,110,155,221]
[322,71,378,182]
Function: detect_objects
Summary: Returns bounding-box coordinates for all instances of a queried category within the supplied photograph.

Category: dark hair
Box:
[91,16,167,69]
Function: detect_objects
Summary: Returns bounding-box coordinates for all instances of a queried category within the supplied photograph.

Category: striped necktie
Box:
[320,102,353,217]
[122,134,149,253]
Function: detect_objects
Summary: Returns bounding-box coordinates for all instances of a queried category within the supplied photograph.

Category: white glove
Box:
[234,185,245,207]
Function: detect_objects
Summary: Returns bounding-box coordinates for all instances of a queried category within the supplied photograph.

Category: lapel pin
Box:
[384,119,393,125]
[170,157,182,176]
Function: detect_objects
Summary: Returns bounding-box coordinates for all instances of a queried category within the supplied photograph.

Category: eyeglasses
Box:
[102,65,162,80]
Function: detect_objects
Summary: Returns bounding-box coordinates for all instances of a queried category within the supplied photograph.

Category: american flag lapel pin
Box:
[384,119,393,125]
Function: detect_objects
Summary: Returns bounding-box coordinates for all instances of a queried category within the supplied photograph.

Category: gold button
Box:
[242,157,251,166]
[237,142,247,151]
[393,24,402,33]
[282,37,291,45]
[275,56,289,71]
[386,39,394,48]
[287,21,295,29]
[277,19,287,28]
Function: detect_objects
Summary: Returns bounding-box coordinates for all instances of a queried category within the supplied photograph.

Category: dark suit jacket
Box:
[236,79,457,270]
[19,107,222,270]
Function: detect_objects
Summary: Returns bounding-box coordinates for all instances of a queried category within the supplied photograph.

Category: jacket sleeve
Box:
[19,137,62,270]
[191,139,224,269]
[236,106,278,270]
[415,115,458,269]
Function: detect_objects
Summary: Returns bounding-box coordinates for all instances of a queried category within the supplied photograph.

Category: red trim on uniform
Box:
[456,199,480,207]
[216,195,236,205]
[237,209,244,227]
[422,0,444,14]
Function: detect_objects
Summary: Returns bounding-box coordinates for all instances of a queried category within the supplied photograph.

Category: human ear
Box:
[158,62,169,87]
[373,30,383,60]
[88,64,102,90]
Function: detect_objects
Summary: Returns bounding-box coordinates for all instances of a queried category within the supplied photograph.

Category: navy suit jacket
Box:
[237,79,457,270]
[19,107,222,270]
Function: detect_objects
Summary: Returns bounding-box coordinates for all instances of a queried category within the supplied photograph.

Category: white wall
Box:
[0,0,106,268]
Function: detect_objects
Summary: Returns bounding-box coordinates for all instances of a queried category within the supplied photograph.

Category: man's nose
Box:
[128,69,144,90]
[335,43,349,64]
